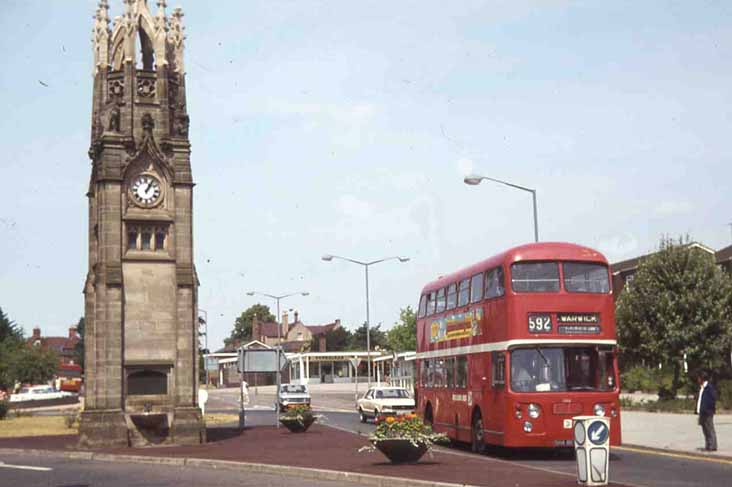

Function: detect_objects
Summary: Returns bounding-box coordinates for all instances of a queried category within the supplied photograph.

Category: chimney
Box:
[32,327,41,339]
[334,319,341,329]
[69,327,77,339]
[281,311,289,339]
[294,311,299,323]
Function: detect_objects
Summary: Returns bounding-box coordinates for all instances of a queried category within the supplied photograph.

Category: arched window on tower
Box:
[138,25,155,71]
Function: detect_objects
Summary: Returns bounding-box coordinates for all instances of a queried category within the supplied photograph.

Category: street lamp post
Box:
[321,254,410,388]
[464,174,539,242]
[245,291,310,345]
[245,290,309,427]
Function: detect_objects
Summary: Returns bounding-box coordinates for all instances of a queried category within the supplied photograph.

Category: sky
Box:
[1,1,731,351]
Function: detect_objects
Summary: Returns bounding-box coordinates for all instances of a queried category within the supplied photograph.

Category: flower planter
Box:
[372,438,429,464]
[279,416,315,433]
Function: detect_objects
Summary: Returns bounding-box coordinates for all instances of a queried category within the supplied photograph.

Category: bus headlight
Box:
[523,421,533,433]
[528,403,541,419]
[593,404,606,417]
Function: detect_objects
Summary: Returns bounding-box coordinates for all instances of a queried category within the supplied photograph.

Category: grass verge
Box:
[0,415,77,438]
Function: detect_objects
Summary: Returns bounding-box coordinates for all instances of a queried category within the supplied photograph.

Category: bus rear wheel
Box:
[471,412,485,454]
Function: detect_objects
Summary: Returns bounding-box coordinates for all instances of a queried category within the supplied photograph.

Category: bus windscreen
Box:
[510,347,615,393]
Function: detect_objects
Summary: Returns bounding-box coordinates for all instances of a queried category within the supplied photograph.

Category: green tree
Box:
[225,303,276,346]
[0,307,24,390]
[386,306,417,352]
[350,322,387,350]
[73,317,85,371]
[314,326,352,352]
[0,307,23,345]
[617,237,732,398]
[11,346,59,385]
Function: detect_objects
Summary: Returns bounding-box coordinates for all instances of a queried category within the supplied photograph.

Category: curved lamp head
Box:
[321,254,334,262]
[398,257,410,263]
[246,291,255,296]
[463,174,484,185]
[301,292,310,296]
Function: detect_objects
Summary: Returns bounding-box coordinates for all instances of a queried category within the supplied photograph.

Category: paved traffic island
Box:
[0,424,635,487]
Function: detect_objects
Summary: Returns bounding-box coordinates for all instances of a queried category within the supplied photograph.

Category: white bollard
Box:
[573,416,610,486]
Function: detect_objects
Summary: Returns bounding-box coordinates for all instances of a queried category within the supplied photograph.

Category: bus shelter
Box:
[286,351,382,384]
[373,352,416,393]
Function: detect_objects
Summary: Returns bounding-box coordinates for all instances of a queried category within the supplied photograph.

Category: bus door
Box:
[483,351,506,443]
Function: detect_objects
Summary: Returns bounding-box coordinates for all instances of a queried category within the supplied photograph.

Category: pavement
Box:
[206,383,732,459]
[0,422,629,487]
[4,383,730,487]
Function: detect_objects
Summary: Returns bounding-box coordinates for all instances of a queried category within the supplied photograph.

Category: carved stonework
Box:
[108,105,121,132]
[174,113,189,137]
[137,78,156,98]
[109,79,124,100]
[142,113,155,133]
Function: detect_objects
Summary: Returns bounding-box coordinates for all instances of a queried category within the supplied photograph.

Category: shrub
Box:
[641,398,695,413]
[621,366,657,392]
[0,400,8,420]
[718,380,732,411]
[64,412,80,429]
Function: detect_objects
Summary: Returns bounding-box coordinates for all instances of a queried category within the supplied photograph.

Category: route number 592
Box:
[528,313,552,333]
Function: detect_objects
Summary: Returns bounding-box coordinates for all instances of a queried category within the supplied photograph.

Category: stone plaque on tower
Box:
[79,0,204,447]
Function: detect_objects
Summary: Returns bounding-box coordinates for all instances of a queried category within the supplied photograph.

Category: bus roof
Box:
[421,242,608,294]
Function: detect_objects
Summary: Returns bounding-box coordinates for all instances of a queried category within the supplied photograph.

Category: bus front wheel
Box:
[471,412,485,454]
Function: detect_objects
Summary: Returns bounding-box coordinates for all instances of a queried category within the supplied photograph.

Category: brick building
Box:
[251,311,341,353]
[27,327,81,366]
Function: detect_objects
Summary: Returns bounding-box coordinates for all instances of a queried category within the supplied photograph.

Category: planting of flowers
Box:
[280,405,315,425]
[360,413,448,452]
[278,405,323,432]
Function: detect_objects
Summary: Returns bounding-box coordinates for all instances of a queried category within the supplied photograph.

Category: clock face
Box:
[131,175,161,206]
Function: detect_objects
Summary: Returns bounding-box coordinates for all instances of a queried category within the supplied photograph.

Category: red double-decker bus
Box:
[415,242,620,450]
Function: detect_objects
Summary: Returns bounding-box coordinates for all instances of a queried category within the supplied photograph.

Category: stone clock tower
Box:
[79,0,204,447]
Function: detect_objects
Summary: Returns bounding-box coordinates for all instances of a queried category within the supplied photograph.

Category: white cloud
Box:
[456,157,474,177]
[654,200,694,217]
[337,194,373,220]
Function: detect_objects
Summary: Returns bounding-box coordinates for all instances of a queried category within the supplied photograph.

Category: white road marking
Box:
[0,461,52,472]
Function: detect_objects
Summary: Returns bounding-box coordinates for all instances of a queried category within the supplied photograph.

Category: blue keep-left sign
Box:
[587,420,609,445]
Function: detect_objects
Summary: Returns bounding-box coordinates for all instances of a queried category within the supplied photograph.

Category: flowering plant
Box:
[280,405,317,427]
[360,414,448,452]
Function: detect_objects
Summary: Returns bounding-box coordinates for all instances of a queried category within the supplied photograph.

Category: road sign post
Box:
[238,348,290,428]
[572,416,610,486]
[350,357,362,404]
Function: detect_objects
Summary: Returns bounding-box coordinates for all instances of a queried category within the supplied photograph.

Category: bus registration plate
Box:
[554,439,573,447]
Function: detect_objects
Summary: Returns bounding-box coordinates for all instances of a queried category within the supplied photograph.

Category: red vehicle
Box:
[415,242,621,450]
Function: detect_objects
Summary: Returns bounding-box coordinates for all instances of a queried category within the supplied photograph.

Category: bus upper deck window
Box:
[563,262,610,293]
[458,278,470,306]
[511,262,560,293]
[436,288,446,313]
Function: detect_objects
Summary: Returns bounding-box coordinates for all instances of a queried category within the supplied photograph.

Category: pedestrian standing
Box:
[695,372,718,452]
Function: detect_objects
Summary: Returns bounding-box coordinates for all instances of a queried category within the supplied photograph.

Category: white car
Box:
[357,386,415,423]
[277,383,311,412]
[9,385,72,403]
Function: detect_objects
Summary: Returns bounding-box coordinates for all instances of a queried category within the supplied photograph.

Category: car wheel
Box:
[472,412,485,454]
[359,408,366,423]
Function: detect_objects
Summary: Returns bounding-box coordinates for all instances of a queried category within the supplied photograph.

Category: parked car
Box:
[357,386,415,423]
[9,385,73,403]
[277,383,311,412]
